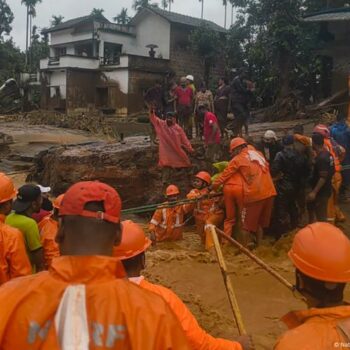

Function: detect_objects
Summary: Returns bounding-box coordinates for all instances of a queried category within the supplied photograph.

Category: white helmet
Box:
[264,130,277,140]
[186,75,194,82]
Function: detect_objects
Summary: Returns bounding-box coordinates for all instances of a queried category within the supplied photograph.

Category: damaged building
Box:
[40,7,226,116]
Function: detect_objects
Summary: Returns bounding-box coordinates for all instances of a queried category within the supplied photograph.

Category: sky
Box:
[7,0,232,50]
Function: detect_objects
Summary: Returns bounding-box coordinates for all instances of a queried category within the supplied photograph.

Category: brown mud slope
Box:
[28,137,208,208]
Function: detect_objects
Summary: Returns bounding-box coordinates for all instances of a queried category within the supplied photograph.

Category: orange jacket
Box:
[275,305,350,349]
[0,256,191,349]
[324,138,342,172]
[213,148,276,204]
[38,217,60,269]
[0,214,32,285]
[131,277,242,350]
[149,204,188,241]
[186,188,223,222]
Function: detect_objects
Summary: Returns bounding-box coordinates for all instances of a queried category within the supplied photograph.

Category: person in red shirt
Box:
[198,105,221,162]
[174,76,194,139]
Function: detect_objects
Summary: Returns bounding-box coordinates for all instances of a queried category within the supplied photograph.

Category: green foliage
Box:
[50,15,64,27]
[132,0,159,11]
[113,8,131,24]
[90,8,105,17]
[225,0,341,103]
[0,0,14,38]
[189,24,222,83]
[0,39,25,83]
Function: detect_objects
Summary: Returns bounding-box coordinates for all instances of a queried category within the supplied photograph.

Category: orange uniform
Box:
[275,306,350,349]
[213,147,276,236]
[38,216,60,269]
[324,138,346,223]
[0,256,191,349]
[186,188,224,248]
[0,214,32,285]
[131,277,242,350]
[149,204,188,241]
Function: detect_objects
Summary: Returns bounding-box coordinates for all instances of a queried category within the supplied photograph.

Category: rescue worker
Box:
[0,181,191,349]
[114,220,252,350]
[275,223,350,349]
[307,133,335,223]
[270,135,309,238]
[331,114,350,202]
[0,173,31,284]
[186,172,224,250]
[313,124,345,223]
[6,184,44,272]
[150,110,193,185]
[38,194,63,269]
[213,138,276,247]
[293,125,312,226]
[149,184,189,242]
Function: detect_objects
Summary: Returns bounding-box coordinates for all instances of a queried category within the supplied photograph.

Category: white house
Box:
[40,7,226,115]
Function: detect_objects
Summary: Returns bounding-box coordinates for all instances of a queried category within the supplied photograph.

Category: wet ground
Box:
[2,118,347,349]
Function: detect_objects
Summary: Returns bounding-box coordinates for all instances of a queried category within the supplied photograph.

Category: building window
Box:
[55,47,66,57]
[101,43,122,65]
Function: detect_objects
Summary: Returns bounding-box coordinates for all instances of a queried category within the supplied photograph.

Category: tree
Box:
[222,0,227,29]
[169,0,173,11]
[0,0,13,38]
[113,8,131,24]
[90,8,104,16]
[190,24,222,84]
[132,0,159,11]
[50,15,64,27]
[161,0,168,9]
[199,0,204,19]
[21,0,42,67]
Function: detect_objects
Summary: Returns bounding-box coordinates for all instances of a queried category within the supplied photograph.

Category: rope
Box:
[121,193,223,215]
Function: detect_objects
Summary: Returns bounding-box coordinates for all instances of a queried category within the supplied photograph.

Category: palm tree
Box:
[50,15,64,27]
[229,0,234,26]
[168,0,173,11]
[132,0,159,11]
[21,0,42,67]
[199,0,204,19]
[90,8,105,16]
[223,0,227,29]
[113,8,131,25]
[161,0,168,9]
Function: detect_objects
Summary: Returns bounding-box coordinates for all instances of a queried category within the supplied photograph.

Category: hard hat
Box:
[289,223,350,283]
[0,173,17,203]
[113,220,152,260]
[186,75,194,82]
[195,171,212,185]
[53,194,64,209]
[230,137,247,152]
[313,124,330,139]
[264,130,277,140]
[166,184,180,196]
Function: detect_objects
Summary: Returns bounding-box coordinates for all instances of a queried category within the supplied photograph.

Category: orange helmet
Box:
[0,173,17,204]
[113,220,152,260]
[289,223,350,283]
[230,137,247,152]
[166,184,180,196]
[195,171,211,185]
[53,194,65,209]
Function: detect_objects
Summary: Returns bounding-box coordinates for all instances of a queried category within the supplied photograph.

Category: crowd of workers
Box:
[0,170,350,348]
